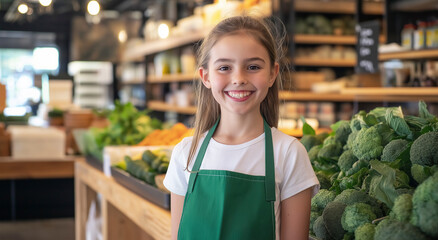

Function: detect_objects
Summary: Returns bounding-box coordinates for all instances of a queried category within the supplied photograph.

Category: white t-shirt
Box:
[164,127,320,240]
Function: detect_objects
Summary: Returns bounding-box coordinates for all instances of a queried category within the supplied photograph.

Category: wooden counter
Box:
[0,157,76,179]
[75,160,171,240]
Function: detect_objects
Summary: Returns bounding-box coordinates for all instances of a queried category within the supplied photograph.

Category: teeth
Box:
[228,91,251,98]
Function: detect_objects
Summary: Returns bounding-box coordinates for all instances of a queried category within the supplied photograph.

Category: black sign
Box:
[356,20,380,74]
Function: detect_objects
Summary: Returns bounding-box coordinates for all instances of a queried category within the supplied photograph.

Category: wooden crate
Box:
[291,72,325,90]
[0,83,5,113]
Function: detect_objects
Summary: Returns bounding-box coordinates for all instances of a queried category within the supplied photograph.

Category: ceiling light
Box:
[118,30,127,43]
[158,23,170,39]
[87,0,100,16]
[39,0,52,7]
[18,4,29,14]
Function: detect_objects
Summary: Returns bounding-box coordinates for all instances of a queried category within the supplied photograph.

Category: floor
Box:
[0,218,74,240]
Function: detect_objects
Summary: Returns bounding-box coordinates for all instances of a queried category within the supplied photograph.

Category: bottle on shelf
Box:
[423,61,437,87]
[401,23,415,50]
[411,62,421,87]
[414,21,427,50]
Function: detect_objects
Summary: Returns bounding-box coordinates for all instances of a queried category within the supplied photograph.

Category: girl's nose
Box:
[232,70,248,85]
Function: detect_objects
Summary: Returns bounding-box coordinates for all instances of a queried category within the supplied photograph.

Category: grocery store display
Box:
[303,101,438,240]
[136,122,193,146]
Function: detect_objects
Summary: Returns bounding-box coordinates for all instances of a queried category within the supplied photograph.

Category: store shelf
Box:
[379,49,438,61]
[0,157,76,179]
[122,30,208,62]
[280,89,438,102]
[294,0,384,14]
[294,34,386,44]
[280,91,356,102]
[148,100,197,114]
[391,0,438,12]
[148,73,198,83]
[294,58,356,67]
[120,80,145,85]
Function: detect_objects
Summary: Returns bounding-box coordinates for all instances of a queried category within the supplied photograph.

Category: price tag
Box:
[356,20,380,74]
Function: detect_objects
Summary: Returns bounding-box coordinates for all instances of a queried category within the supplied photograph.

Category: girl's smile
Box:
[225,90,254,101]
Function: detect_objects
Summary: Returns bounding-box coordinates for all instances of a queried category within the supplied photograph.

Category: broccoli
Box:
[316,132,330,143]
[354,223,375,240]
[323,135,338,145]
[389,193,412,222]
[411,164,438,184]
[322,201,347,239]
[344,131,358,150]
[308,145,322,162]
[411,172,438,238]
[313,215,333,240]
[338,150,358,173]
[345,159,369,176]
[381,139,410,163]
[301,134,322,152]
[350,110,368,132]
[352,126,384,160]
[374,218,430,240]
[311,189,336,212]
[316,171,331,190]
[310,211,321,236]
[341,203,377,233]
[410,131,438,166]
[335,121,352,145]
[318,142,343,160]
[334,189,384,217]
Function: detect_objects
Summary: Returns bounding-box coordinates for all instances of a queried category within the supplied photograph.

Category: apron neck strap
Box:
[187,118,276,202]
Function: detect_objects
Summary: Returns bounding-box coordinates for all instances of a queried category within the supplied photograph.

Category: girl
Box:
[163,15,319,240]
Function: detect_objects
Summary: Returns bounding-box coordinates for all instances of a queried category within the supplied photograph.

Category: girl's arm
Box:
[170,193,185,240]
[280,187,313,240]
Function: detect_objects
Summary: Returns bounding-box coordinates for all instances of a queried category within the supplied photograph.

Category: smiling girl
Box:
[163,15,320,240]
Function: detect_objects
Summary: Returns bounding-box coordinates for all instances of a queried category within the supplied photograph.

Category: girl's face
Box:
[200,32,279,117]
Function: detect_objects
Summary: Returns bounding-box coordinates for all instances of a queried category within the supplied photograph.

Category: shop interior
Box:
[1,0,438,239]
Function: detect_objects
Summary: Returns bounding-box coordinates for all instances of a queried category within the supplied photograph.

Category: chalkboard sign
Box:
[356,20,380,74]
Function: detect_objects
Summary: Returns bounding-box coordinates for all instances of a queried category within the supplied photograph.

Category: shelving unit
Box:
[147,100,197,115]
[294,0,384,14]
[294,34,386,44]
[294,58,356,67]
[379,49,438,61]
[148,73,198,83]
[391,0,438,12]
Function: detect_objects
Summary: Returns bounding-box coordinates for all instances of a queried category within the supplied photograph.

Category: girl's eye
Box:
[218,66,230,71]
[248,65,260,71]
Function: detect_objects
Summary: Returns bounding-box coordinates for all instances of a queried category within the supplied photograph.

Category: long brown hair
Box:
[186,15,287,170]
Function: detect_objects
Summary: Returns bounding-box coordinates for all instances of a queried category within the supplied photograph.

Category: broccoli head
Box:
[316,171,332,190]
[334,189,384,217]
[390,193,412,222]
[311,189,336,212]
[313,215,333,240]
[411,164,438,184]
[322,201,347,239]
[381,139,410,163]
[352,126,384,160]
[345,159,369,176]
[310,211,321,236]
[316,132,330,143]
[335,120,352,144]
[344,131,358,150]
[318,142,343,160]
[341,203,377,233]
[411,172,438,238]
[374,218,430,240]
[410,131,438,166]
[354,223,375,240]
[338,149,358,173]
[301,134,322,152]
[308,145,322,162]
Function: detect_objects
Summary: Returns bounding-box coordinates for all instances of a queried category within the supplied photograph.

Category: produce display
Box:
[136,122,193,146]
[303,101,438,240]
[295,15,356,36]
[115,148,171,191]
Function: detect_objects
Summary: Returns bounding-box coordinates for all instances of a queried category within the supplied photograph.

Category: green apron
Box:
[178,119,276,240]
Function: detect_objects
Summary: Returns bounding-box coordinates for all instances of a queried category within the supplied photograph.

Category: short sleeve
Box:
[280,139,320,201]
[163,138,191,196]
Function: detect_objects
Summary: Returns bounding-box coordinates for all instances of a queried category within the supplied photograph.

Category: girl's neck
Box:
[213,112,265,145]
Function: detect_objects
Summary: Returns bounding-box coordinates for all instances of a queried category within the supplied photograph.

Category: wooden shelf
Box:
[391,0,438,12]
[295,0,384,14]
[122,29,209,62]
[280,89,438,102]
[148,73,198,83]
[120,80,145,85]
[294,34,386,44]
[148,100,197,114]
[379,49,438,61]
[294,58,356,67]
[0,157,76,179]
